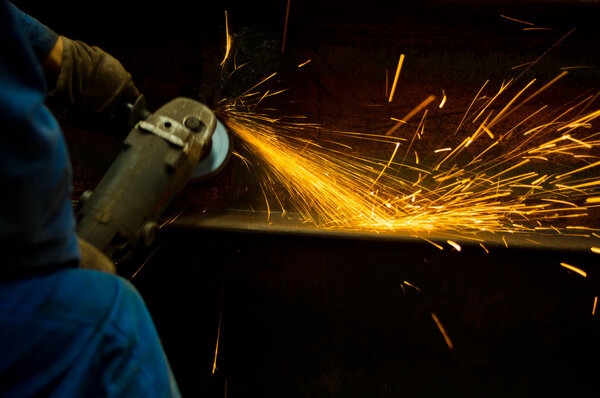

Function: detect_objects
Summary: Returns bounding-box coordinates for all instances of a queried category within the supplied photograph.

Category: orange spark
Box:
[447,240,461,251]
[281,0,291,54]
[523,27,555,31]
[388,54,405,103]
[297,59,312,68]
[593,297,598,316]
[403,281,422,291]
[560,65,595,70]
[385,68,389,98]
[591,247,600,254]
[419,237,444,250]
[500,14,535,26]
[214,54,600,241]
[560,262,587,278]
[439,90,447,109]
[431,313,454,351]
[371,142,401,189]
[220,11,232,67]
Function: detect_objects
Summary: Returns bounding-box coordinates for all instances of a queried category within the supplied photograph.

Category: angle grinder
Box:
[76,96,231,261]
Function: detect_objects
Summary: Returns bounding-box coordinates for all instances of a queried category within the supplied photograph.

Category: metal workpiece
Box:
[174,209,600,253]
[76,97,217,261]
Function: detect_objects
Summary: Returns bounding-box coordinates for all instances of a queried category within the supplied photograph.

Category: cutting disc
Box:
[190,119,231,182]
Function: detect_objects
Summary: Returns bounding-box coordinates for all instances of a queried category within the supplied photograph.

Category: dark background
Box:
[13,1,600,396]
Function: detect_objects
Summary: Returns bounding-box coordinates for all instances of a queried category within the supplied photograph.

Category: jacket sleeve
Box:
[0,0,80,274]
[6,2,58,63]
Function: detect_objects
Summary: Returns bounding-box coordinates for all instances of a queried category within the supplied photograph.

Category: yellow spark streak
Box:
[401,110,428,164]
[523,27,555,31]
[551,226,562,234]
[130,240,165,280]
[531,175,548,185]
[403,281,421,291]
[561,65,595,70]
[385,68,389,98]
[500,14,535,26]
[454,80,489,135]
[558,109,600,131]
[220,11,231,67]
[419,237,444,250]
[214,54,600,240]
[439,90,447,109]
[492,72,568,126]
[281,0,291,54]
[565,135,592,148]
[371,142,401,189]
[447,240,461,251]
[554,160,600,181]
[593,297,598,316]
[566,226,600,231]
[541,198,577,207]
[431,313,454,351]
[487,78,537,129]
[591,247,600,254]
[586,197,600,204]
[490,159,530,179]
[560,262,587,278]
[482,125,494,139]
[512,28,575,82]
[298,59,312,68]
[385,95,436,136]
[212,277,226,375]
[473,79,513,123]
[479,243,489,254]
[512,61,534,70]
[560,180,600,189]
[388,54,405,103]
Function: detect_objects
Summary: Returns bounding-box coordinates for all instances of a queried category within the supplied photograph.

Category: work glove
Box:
[78,237,116,274]
[47,36,139,135]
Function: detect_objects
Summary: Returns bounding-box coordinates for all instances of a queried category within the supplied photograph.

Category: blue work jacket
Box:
[0,2,181,396]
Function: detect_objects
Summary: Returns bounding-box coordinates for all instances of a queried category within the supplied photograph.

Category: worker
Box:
[0,1,181,396]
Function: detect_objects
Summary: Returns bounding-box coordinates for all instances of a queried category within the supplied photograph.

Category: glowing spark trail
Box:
[214,41,600,243]
[403,281,422,291]
[447,240,461,251]
[386,95,436,137]
[560,262,587,278]
[388,54,405,103]
[431,313,454,351]
[220,11,231,67]
[439,90,447,109]
[281,0,291,54]
[500,14,535,26]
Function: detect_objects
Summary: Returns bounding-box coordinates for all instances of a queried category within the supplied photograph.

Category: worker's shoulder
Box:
[0,268,143,328]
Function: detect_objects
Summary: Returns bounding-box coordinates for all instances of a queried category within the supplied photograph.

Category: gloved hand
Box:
[47,36,140,134]
[78,237,116,274]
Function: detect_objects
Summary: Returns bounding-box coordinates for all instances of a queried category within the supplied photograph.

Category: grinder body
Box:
[76,97,217,261]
